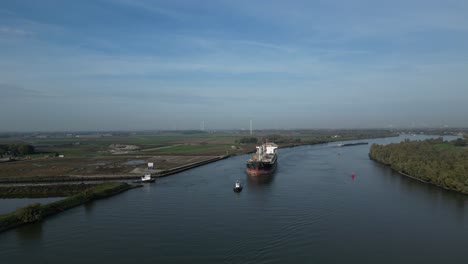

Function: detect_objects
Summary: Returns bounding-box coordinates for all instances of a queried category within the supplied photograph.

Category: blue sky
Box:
[1,0,467,131]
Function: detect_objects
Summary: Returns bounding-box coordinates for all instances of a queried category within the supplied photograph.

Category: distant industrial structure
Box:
[200,121,205,131]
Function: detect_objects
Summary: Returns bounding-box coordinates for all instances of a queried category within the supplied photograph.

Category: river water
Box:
[1,135,467,263]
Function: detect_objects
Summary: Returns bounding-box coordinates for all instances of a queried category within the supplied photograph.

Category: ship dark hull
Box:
[339,142,368,147]
[246,156,277,176]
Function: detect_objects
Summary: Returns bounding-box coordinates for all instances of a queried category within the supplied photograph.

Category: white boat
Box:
[233,180,243,192]
[142,174,154,182]
[134,174,155,183]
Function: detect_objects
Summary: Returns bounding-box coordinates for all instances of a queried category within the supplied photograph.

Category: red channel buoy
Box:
[351,173,355,179]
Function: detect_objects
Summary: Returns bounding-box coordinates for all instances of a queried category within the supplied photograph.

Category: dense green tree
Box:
[453,138,467,147]
[369,138,468,194]
[15,203,43,223]
[0,144,35,157]
[239,137,258,144]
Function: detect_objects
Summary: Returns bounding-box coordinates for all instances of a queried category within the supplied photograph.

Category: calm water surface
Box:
[1,135,467,263]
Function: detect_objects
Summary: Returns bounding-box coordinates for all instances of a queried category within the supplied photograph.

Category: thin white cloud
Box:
[1,0,468,130]
[0,26,33,36]
[109,0,188,20]
[0,83,46,99]
[225,0,468,41]
[233,40,296,53]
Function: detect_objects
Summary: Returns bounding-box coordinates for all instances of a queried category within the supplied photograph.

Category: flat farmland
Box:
[0,130,397,182]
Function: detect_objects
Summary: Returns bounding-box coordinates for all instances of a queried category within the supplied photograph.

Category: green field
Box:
[0,130,401,180]
[0,130,403,158]
[150,144,230,154]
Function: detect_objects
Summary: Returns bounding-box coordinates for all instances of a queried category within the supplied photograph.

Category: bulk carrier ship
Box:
[246,142,278,176]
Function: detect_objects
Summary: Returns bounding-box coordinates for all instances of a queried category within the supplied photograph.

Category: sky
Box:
[1,0,468,131]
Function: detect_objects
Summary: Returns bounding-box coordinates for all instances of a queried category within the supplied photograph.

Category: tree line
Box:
[236,135,302,144]
[0,144,35,157]
[263,134,301,144]
[237,137,258,144]
[369,137,468,194]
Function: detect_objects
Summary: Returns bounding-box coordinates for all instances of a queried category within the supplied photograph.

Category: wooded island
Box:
[369,137,468,194]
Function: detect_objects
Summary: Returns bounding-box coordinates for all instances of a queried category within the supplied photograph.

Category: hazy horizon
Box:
[1,126,467,134]
[1,0,467,132]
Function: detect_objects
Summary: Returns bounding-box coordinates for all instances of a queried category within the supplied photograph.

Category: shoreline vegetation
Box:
[0,182,139,233]
[0,130,401,232]
[1,130,463,232]
[0,183,101,198]
[369,137,468,194]
[0,130,400,183]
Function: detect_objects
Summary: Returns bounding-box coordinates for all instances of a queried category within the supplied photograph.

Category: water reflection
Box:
[246,173,275,186]
[141,183,153,194]
[455,197,466,224]
[84,201,95,215]
[16,222,43,240]
[385,164,467,225]
[1,135,467,264]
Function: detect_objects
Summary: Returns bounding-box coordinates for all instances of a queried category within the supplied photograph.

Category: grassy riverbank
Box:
[0,130,399,183]
[0,183,100,198]
[0,182,139,233]
[369,137,468,194]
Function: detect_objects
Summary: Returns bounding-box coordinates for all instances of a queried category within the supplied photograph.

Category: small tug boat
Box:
[134,174,155,183]
[337,142,368,147]
[233,180,243,192]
